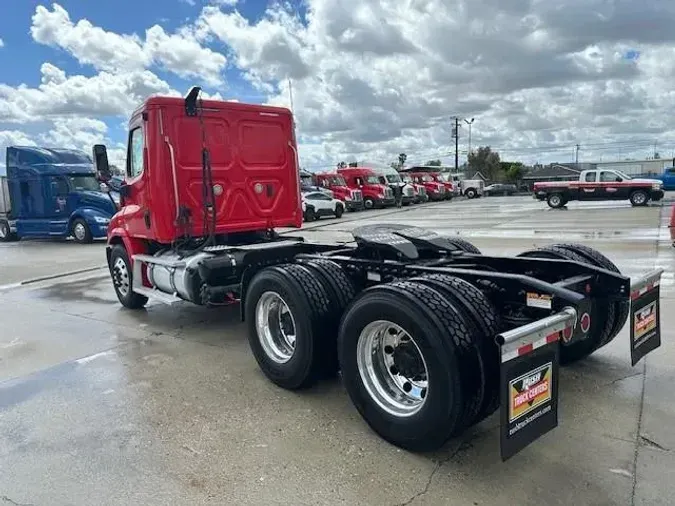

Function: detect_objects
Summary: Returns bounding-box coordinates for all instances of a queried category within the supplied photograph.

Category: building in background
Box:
[595,158,674,177]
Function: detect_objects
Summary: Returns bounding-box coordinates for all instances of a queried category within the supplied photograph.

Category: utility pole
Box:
[575,144,580,165]
[453,117,460,172]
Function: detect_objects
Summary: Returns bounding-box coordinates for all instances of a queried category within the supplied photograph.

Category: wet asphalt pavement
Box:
[1,195,674,506]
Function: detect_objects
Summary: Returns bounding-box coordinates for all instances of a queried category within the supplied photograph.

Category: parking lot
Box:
[1,195,674,506]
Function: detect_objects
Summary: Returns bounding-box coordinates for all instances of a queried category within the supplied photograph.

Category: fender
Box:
[105,226,148,267]
[68,207,112,238]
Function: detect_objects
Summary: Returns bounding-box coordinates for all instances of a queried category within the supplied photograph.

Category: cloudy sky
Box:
[1,0,674,175]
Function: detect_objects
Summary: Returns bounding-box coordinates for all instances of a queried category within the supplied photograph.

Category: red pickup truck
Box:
[534,169,665,208]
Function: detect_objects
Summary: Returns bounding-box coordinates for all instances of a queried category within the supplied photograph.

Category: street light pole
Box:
[464,118,475,155]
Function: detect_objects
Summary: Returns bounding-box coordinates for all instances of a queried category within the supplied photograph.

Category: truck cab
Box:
[400,173,427,203]
[0,146,115,243]
[368,165,417,206]
[337,167,395,209]
[654,167,675,191]
[313,172,364,211]
[404,172,446,201]
[427,172,455,200]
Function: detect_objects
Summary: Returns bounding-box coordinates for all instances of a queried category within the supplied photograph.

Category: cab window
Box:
[128,127,145,178]
[584,172,597,182]
[600,171,619,182]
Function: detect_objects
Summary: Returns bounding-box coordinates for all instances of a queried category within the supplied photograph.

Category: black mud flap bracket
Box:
[629,269,664,367]
[496,307,578,461]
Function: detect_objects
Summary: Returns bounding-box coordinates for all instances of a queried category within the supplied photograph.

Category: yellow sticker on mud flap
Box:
[634,300,657,347]
[509,363,553,423]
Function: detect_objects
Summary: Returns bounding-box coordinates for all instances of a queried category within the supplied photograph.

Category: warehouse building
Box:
[595,158,674,177]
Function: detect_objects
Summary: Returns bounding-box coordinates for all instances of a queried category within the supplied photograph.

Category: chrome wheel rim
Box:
[73,222,86,241]
[255,291,297,364]
[357,320,429,417]
[0,224,7,238]
[112,257,130,296]
[633,193,646,204]
[550,195,561,206]
[364,199,373,209]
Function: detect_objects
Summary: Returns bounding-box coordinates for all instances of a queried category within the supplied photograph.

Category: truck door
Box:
[122,119,152,239]
[46,176,70,235]
[14,176,48,236]
[662,168,675,190]
[599,171,627,199]
[580,171,599,200]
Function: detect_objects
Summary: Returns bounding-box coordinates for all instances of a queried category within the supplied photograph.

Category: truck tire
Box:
[630,190,649,207]
[410,274,501,424]
[549,243,629,347]
[109,244,148,309]
[517,246,616,365]
[337,280,484,452]
[245,263,333,390]
[71,218,93,244]
[465,188,477,199]
[446,237,481,254]
[300,258,357,376]
[0,219,17,242]
[364,197,375,210]
[546,193,565,209]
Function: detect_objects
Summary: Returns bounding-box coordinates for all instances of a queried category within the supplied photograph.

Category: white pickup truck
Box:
[533,169,665,208]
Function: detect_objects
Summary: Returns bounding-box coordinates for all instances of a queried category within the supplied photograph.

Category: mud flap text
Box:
[630,274,662,367]
[500,340,560,461]
[496,307,575,462]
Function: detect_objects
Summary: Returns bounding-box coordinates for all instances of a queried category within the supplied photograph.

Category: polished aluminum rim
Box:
[0,223,7,238]
[73,222,87,241]
[112,257,130,296]
[357,320,429,417]
[550,195,561,206]
[633,192,646,204]
[255,291,297,363]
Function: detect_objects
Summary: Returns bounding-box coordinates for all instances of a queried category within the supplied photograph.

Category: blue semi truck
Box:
[0,146,116,243]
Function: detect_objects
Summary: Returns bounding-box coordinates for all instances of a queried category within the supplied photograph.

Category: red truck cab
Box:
[313,172,364,211]
[100,92,302,257]
[400,173,428,203]
[406,172,447,201]
[337,167,395,209]
[428,173,454,199]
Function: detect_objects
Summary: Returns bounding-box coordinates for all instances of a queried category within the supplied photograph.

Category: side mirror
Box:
[93,144,111,182]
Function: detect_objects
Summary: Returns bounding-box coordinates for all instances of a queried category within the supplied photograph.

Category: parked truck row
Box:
[95,87,664,462]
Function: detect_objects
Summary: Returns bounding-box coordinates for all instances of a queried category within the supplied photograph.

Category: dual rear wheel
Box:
[245,255,501,451]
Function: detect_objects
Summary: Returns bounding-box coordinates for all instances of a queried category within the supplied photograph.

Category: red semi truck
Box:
[96,87,663,460]
[404,171,447,201]
[313,172,365,211]
[337,166,395,209]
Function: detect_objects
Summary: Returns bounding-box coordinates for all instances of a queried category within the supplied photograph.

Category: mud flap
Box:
[496,307,577,461]
[629,269,663,367]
